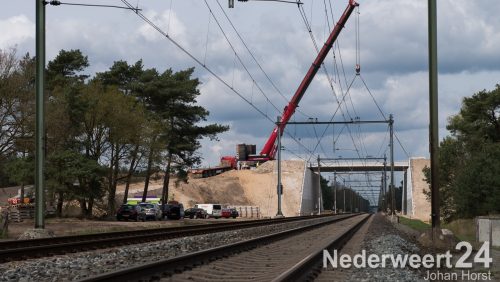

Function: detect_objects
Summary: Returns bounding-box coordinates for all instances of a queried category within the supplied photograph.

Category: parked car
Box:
[194,204,222,219]
[137,202,162,221]
[184,208,207,219]
[221,208,231,218]
[116,204,141,221]
[162,201,185,220]
[229,208,239,219]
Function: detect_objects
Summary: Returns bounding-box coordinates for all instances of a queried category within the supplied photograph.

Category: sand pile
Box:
[116,160,307,217]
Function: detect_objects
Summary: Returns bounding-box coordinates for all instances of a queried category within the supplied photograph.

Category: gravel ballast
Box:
[0,217,338,281]
[344,214,425,282]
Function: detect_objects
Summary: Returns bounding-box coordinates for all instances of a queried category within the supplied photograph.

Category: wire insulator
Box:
[355,64,361,74]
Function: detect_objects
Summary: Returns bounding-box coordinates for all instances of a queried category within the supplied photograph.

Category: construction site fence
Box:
[228,206,260,218]
[4,205,35,223]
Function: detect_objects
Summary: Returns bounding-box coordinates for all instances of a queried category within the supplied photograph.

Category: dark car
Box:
[116,204,141,221]
[162,201,185,220]
[184,208,207,219]
[229,208,239,219]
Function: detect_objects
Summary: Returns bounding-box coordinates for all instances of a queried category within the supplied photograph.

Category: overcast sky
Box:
[2,0,500,179]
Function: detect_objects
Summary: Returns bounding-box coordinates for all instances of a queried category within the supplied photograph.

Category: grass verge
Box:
[398,216,431,232]
[443,219,475,243]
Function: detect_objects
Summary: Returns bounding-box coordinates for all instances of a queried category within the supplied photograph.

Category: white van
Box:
[195,204,222,218]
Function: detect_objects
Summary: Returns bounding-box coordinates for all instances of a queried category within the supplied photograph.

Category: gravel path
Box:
[0,216,343,281]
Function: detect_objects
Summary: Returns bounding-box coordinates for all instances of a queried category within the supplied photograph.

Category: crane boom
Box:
[259,0,359,160]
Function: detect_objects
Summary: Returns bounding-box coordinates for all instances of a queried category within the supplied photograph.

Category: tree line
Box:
[425,84,500,222]
[0,48,228,218]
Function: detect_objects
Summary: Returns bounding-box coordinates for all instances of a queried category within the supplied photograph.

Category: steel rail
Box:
[0,214,341,262]
[272,214,371,281]
[79,213,363,282]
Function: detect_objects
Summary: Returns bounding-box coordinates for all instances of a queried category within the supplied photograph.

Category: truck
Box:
[194,203,222,218]
[189,156,237,178]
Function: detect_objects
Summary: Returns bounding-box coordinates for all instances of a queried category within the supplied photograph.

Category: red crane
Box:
[257,0,359,160]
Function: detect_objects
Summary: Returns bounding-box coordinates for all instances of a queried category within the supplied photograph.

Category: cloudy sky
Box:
[2,1,499,184]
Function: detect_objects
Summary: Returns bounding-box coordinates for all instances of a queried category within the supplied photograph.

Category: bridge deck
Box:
[309,161,409,172]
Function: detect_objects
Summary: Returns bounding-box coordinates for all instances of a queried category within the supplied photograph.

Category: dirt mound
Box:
[1,160,307,218]
[148,174,251,208]
[116,160,306,217]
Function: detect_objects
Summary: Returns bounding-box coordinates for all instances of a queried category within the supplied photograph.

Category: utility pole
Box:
[383,155,387,212]
[358,194,361,212]
[343,179,346,213]
[428,0,440,230]
[379,176,384,211]
[333,173,337,214]
[353,191,356,212]
[389,114,395,215]
[35,0,46,229]
[276,116,283,217]
[317,155,321,214]
[350,188,353,212]
[403,169,408,215]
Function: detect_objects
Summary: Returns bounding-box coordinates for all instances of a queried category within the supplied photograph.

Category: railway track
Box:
[80,213,370,282]
[0,214,346,262]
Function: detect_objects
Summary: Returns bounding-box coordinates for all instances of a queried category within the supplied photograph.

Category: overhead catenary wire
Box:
[330,0,409,164]
[203,0,281,115]
[120,0,272,119]
[325,1,367,159]
[298,0,361,154]
[308,0,405,180]
[55,0,402,198]
[308,75,361,163]
[359,74,411,159]
[296,1,369,165]
[203,8,212,66]
[375,127,390,157]
[312,123,328,157]
[214,0,313,119]
[120,0,315,160]
[47,0,141,11]
[206,0,320,158]
[242,0,303,4]
[123,0,405,174]
[167,0,173,35]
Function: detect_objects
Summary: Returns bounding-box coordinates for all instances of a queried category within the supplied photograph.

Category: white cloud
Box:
[2,0,500,167]
[138,9,187,44]
[0,15,34,49]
